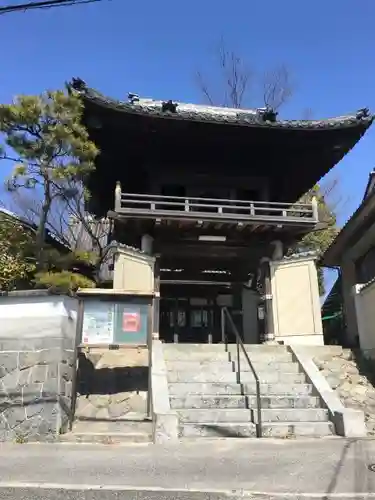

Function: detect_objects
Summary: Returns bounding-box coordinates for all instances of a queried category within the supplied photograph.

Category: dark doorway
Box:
[160,297,219,343]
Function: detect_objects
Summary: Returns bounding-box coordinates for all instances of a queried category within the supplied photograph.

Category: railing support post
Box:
[115,181,122,211]
[236,337,241,384]
[255,379,262,438]
[311,196,319,222]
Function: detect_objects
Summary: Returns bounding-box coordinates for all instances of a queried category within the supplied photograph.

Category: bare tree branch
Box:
[196,38,253,109]
[320,177,350,221]
[195,71,215,106]
[217,38,252,108]
[262,64,293,110]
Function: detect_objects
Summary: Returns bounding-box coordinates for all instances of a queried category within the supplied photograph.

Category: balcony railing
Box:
[114,183,319,225]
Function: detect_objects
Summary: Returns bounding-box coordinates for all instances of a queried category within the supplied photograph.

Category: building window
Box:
[191,310,209,328]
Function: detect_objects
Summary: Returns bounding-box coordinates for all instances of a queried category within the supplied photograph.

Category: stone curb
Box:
[289,345,367,438]
[151,340,178,443]
[0,289,70,298]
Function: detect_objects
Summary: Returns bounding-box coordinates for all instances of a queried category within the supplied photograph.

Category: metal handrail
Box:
[220,306,262,438]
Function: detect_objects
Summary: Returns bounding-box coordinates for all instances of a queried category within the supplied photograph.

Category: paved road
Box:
[3,488,375,500]
[0,438,375,498]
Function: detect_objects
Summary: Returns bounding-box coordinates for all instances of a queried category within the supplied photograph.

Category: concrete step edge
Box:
[169,395,321,408]
[66,432,151,437]
[179,421,334,437]
[252,409,329,423]
[166,368,301,374]
[167,383,314,395]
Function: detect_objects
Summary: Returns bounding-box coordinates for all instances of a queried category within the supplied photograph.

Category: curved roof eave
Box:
[321,189,375,267]
[69,78,374,132]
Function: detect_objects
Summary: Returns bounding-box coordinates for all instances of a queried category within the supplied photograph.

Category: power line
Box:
[0,0,105,15]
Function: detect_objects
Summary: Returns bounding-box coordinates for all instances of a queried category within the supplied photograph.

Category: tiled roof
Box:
[69,77,374,131]
[283,250,318,261]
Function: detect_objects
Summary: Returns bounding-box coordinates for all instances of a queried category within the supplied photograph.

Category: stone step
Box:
[171,395,247,409]
[168,382,314,396]
[165,360,300,373]
[176,407,329,424]
[229,352,294,363]
[163,343,288,353]
[162,343,226,351]
[177,408,252,423]
[252,408,329,423]
[163,351,293,362]
[169,395,321,409]
[167,370,306,384]
[261,421,335,438]
[180,422,257,438]
[227,344,288,350]
[232,362,300,372]
[163,351,231,362]
[60,431,151,444]
[179,421,334,438]
[60,420,152,444]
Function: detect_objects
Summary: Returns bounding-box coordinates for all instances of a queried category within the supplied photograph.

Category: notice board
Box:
[81,296,150,346]
[81,300,114,345]
[113,302,149,345]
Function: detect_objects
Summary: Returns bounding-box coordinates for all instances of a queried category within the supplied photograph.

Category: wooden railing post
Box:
[311,196,319,222]
[115,181,122,211]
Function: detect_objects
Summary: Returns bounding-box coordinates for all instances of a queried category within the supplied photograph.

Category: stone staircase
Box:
[60,348,152,444]
[63,418,152,444]
[164,343,335,438]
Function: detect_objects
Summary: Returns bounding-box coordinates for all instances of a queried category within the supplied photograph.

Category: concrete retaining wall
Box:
[151,340,178,443]
[290,345,367,437]
[0,291,78,442]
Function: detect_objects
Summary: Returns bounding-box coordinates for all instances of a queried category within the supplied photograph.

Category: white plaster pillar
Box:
[353,284,365,349]
[269,256,324,345]
[258,257,275,343]
[271,240,284,261]
[141,234,154,255]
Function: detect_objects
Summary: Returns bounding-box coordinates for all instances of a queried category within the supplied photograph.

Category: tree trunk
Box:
[35,181,51,271]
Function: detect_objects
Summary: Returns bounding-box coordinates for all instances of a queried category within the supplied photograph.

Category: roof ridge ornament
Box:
[357,108,370,119]
[257,106,278,123]
[162,100,178,113]
[128,92,140,104]
[70,77,87,92]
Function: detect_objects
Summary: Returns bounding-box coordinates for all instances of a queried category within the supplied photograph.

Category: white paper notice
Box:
[81,301,114,345]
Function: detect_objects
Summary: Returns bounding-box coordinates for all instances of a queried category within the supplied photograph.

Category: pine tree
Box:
[0,88,99,291]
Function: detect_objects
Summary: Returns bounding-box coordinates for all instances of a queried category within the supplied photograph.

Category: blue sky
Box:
[1,0,375,291]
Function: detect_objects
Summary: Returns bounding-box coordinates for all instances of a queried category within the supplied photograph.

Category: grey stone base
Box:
[0,345,75,442]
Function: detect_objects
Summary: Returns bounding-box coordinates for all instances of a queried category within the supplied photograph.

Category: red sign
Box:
[122,312,140,333]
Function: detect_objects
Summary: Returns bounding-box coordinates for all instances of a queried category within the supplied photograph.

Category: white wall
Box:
[278,334,324,346]
[0,293,78,340]
[0,292,79,441]
[354,281,375,357]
